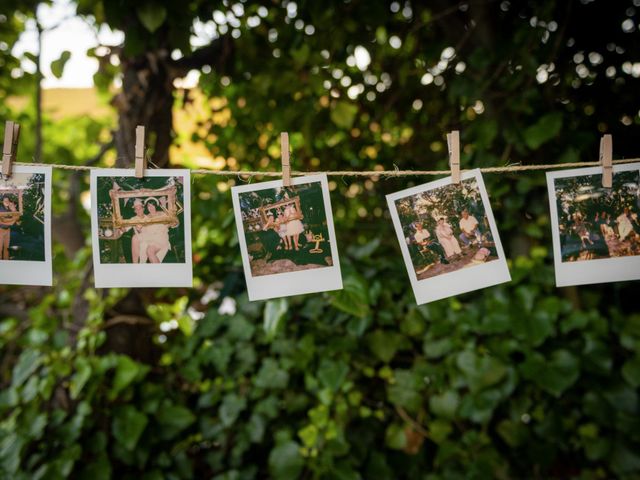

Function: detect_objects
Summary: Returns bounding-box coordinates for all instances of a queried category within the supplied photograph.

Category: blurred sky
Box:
[12,0,123,88]
[12,0,207,89]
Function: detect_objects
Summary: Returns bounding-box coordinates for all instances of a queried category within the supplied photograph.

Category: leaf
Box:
[621,356,640,388]
[346,238,380,260]
[11,349,41,388]
[384,424,406,450]
[156,404,196,439]
[268,441,304,480]
[317,359,349,391]
[0,433,25,475]
[423,337,453,359]
[264,298,288,341]
[297,424,318,448]
[429,390,460,419]
[511,310,555,347]
[367,330,404,363]
[136,3,167,33]
[112,355,148,397]
[329,274,370,318]
[228,315,256,341]
[520,350,580,397]
[112,406,148,451]
[387,370,422,412]
[496,419,527,447]
[611,441,640,475]
[255,359,289,389]
[456,351,507,392]
[330,101,358,129]
[50,50,71,79]
[523,112,563,149]
[428,419,452,444]
[219,393,247,427]
[70,357,92,400]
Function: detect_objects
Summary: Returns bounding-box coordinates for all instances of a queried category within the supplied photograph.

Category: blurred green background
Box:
[1,1,639,478]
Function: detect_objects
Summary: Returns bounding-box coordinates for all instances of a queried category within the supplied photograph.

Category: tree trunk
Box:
[104,48,177,362]
[113,50,175,168]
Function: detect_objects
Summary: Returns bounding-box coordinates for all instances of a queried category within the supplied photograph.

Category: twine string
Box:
[13,158,639,177]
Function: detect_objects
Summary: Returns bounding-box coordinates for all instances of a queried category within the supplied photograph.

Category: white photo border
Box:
[0,165,52,286]
[386,168,511,305]
[231,173,343,301]
[546,162,640,287]
[90,168,193,288]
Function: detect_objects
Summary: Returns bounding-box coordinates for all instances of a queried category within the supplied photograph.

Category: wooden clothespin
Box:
[599,134,612,188]
[280,132,291,187]
[446,130,460,184]
[135,125,147,178]
[2,121,20,178]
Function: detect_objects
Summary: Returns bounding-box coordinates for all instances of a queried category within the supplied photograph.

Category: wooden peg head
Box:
[135,125,147,178]
[2,121,19,178]
[280,132,291,187]
[599,134,612,188]
[447,130,460,184]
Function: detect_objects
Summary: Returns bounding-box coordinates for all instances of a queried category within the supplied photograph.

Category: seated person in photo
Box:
[617,208,634,242]
[458,209,482,247]
[575,221,594,249]
[435,217,462,259]
[413,222,449,266]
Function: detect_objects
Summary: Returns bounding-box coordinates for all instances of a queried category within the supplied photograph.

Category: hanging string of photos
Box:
[1,121,639,303]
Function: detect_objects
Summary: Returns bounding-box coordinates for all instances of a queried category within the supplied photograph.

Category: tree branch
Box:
[170,36,235,77]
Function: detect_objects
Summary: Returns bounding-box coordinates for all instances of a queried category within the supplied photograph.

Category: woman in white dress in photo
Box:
[285,202,304,251]
[435,217,462,258]
[276,209,291,250]
[617,208,634,242]
[139,198,172,263]
[129,198,146,263]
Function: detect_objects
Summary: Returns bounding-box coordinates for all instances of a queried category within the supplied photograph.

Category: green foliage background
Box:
[1,1,640,479]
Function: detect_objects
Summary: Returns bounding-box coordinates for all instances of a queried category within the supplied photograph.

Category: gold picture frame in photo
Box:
[109,186,181,228]
[259,196,302,225]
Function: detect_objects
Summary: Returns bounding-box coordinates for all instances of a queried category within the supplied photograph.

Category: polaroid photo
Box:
[231,173,342,301]
[0,165,52,286]
[90,169,192,288]
[546,162,640,287]
[386,168,511,305]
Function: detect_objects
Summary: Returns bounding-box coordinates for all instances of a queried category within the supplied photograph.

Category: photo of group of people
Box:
[395,178,499,280]
[238,180,333,277]
[0,171,45,261]
[554,170,640,262]
[90,169,192,288]
[387,170,510,305]
[232,174,342,301]
[95,176,186,264]
[547,164,640,287]
[0,166,52,286]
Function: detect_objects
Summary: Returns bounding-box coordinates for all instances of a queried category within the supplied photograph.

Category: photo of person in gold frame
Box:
[0,172,46,261]
[96,176,186,264]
